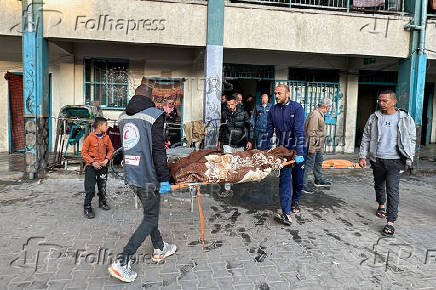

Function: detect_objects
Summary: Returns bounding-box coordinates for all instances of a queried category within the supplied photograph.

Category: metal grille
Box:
[84,59,129,108]
[275,80,343,153]
[229,0,404,13]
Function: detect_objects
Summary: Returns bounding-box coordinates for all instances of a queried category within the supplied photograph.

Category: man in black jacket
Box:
[108,84,176,283]
[217,94,252,196]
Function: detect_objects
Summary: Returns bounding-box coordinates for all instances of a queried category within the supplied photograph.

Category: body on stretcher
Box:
[128,154,295,249]
[133,159,295,211]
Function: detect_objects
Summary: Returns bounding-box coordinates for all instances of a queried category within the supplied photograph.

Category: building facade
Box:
[1,0,436,158]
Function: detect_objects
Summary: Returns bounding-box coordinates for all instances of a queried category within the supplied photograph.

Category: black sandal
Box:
[274,213,292,226]
[291,203,300,214]
[376,206,386,218]
[382,224,395,236]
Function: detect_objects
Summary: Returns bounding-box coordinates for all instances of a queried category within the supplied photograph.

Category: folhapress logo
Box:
[9,237,65,273]
[75,15,166,35]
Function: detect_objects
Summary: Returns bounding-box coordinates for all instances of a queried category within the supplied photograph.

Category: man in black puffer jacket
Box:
[217,94,252,196]
[217,94,253,152]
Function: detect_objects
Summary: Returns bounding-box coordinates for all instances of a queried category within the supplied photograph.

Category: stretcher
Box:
[163,159,295,249]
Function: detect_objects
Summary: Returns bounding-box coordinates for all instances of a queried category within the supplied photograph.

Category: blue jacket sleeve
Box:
[294,104,306,156]
[259,108,274,150]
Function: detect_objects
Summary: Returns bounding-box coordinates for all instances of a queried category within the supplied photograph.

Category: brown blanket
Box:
[168,147,296,184]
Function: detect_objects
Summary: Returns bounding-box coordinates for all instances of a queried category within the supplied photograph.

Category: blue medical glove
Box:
[159,181,171,195]
[295,155,305,163]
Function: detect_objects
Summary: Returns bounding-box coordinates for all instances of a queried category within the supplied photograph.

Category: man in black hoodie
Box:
[108,84,176,283]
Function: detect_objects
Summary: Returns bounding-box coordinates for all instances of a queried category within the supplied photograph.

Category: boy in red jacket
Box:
[81,117,115,219]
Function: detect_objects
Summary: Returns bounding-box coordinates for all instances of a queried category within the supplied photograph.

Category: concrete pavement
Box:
[0,167,435,289]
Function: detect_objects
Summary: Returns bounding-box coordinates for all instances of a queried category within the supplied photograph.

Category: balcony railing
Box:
[229,0,405,13]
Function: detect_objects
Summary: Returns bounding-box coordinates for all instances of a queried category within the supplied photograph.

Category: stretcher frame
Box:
[140,159,296,249]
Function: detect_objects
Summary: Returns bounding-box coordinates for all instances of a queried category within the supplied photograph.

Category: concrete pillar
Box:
[203,0,224,149]
[397,0,428,154]
[22,0,50,178]
[342,72,359,153]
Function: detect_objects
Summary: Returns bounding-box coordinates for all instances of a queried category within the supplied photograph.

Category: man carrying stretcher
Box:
[259,84,306,225]
[108,84,177,283]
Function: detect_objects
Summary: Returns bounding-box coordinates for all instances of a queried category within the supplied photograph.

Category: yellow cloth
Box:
[322,159,360,169]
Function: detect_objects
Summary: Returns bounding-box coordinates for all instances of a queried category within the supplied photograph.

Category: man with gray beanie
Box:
[302,98,332,194]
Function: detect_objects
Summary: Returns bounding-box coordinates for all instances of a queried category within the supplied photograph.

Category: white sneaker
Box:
[152,242,177,263]
[108,259,137,283]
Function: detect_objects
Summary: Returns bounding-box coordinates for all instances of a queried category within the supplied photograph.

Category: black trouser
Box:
[85,165,107,207]
[122,186,164,257]
[84,166,108,208]
[370,158,404,222]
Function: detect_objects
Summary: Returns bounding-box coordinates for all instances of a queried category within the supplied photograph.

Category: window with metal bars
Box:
[84,58,129,109]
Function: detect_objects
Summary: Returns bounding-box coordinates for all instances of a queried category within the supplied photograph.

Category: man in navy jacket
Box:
[259,84,306,225]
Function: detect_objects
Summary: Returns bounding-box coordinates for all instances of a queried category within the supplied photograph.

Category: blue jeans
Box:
[279,162,305,215]
[254,129,266,149]
[303,151,324,186]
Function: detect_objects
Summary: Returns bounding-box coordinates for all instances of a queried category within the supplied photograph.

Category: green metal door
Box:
[275,80,343,153]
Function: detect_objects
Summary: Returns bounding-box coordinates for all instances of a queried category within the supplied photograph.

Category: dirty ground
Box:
[0,168,436,289]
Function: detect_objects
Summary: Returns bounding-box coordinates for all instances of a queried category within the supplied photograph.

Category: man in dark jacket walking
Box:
[108,85,176,283]
[259,84,306,225]
[217,94,252,196]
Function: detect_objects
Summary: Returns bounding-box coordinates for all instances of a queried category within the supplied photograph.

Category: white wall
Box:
[0,38,205,152]
[48,41,205,150]
[0,0,21,37]
[0,60,23,152]
[1,0,415,59]
[426,18,436,60]
[0,35,22,152]
[224,4,411,58]
[428,74,436,143]
[0,0,207,46]
[42,0,207,47]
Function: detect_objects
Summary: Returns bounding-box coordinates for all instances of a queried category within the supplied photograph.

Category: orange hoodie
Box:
[81,132,115,166]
